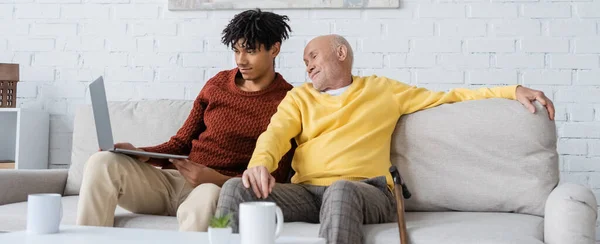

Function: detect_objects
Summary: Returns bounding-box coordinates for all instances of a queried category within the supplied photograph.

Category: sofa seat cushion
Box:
[0,196,81,231]
[0,196,178,231]
[113,214,178,230]
[0,197,543,244]
[281,212,544,244]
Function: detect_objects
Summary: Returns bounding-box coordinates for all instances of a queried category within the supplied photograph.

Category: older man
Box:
[215,34,555,244]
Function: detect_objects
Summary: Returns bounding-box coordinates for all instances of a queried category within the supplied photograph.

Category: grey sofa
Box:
[0,98,597,244]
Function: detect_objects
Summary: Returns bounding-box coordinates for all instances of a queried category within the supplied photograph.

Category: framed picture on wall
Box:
[169,0,400,10]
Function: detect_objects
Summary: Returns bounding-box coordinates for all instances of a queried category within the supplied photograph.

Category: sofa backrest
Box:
[392,98,558,216]
[64,100,193,195]
[65,98,558,217]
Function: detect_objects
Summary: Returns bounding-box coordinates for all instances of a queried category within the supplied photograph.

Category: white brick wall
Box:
[412,38,462,52]
[30,24,77,37]
[61,5,111,19]
[106,67,154,82]
[521,3,572,18]
[491,20,541,36]
[386,20,435,37]
[81,53,128,67]
[576,3,600,17]
[132,22,178,36]
[468,70,517,85]
[569,104,596,121]
[418,4,466,18]
[495,54,545,68]
[388,53,436,68]
[438,54,490,68]
[468,4,518,19]
[80,22,127,36]
[557,88,600,103]
[467,39,515,52]
[576,38,600,53]
[0,5,13,18]
[10,38,55,51]
[550,54,599,69]
[437,20,486,37]
[520,38,569,53]
[578,70,600,85]
[2,1,600,239]
[522,70,572,85]
[550,20,597,37]
[558,139,588,155]
[114,5,159,19]
[34,52,79,67]
[15,4,59,19]
[58,37,104,52]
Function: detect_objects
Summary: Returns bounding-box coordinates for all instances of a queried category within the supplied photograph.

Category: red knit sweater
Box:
[141,68,295,183]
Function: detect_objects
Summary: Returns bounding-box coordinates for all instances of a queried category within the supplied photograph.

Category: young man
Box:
[216,34,556,244]
[76,9,295,232]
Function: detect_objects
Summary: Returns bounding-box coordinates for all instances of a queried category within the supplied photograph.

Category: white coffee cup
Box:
[239,202,284,244]
[27,193,62,234]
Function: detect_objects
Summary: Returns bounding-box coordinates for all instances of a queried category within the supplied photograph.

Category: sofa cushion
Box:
[283,212,544,244]
[392,99,559,216]
[65,100,193,195]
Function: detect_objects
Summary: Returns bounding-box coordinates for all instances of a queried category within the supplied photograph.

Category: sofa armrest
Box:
[544,182,597,244]
[0,169,68,205]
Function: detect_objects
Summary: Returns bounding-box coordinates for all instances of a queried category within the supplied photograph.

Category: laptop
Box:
[89,76,189,160]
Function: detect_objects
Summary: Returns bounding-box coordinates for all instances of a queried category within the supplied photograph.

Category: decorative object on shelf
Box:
[208,213,233,244]
[0,63,19,108]
[169,0,400,10]
[0,160,15,169]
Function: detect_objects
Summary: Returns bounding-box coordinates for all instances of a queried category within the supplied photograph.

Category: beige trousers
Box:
[76,152,220,232]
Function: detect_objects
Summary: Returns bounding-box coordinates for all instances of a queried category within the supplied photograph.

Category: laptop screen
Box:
[89,77,115,151]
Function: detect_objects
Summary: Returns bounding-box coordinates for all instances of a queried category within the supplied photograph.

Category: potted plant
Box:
[208,213,233,244]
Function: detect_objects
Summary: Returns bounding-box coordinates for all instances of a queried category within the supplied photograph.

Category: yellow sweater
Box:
[248,75,518,188]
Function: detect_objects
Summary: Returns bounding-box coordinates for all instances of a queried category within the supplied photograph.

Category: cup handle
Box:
[275,206,284,238]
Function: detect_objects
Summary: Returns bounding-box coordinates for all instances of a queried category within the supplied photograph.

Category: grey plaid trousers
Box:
[215,176,398,244]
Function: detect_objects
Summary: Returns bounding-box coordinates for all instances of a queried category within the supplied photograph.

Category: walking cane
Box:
[390,166,411,244]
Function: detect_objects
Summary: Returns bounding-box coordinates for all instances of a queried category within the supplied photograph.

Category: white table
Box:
[0,225,326,244]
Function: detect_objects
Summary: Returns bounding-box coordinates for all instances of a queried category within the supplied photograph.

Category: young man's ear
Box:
[270,42,281,58]
[336,44,348,62]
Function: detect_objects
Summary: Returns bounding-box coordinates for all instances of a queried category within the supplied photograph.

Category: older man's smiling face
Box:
[303,36,344,92]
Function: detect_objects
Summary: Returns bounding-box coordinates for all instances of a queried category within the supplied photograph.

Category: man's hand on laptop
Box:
[242,166,274,199]
[114,142,150,162]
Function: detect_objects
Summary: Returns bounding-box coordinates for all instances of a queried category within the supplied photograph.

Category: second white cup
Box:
[239,202,284,244]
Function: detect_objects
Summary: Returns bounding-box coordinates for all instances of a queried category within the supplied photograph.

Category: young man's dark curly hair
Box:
[221,8,292,51]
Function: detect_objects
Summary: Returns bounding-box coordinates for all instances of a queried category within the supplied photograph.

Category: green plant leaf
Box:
[209,213,233,228]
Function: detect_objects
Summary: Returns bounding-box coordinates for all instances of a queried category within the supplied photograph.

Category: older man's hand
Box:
[515,86,555,121]
[242,166,275,199]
